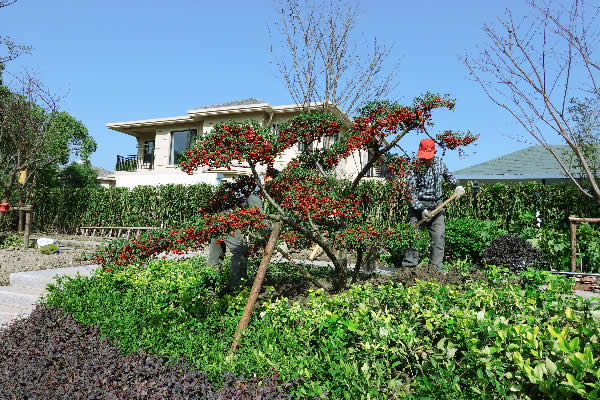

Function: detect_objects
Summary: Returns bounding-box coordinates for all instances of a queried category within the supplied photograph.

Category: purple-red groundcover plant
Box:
[0,306,296,399]
[95,94,477,290]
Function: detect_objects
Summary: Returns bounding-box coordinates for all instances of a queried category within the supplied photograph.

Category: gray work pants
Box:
[401,200,445,270]
[207,229,248,287]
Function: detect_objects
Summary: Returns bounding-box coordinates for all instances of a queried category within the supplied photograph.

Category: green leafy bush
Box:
[537,223,600,272]
[444,217,506,262]
[380,223,430,267]
[0,234,24,249]
[573,223,600,272]
[40,244,59,254]
[44,255,600,399]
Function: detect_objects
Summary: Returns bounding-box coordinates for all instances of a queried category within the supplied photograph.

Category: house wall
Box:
[115,169,222,188]
[113,109,371,187]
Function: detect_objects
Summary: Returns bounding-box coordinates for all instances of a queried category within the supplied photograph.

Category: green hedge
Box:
[2,181,599,234]
[0,184,215,233]
[445,181,600,231]
[357,180,600,231]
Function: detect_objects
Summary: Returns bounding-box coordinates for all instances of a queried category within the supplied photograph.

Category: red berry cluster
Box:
[179,121,276,174]
[280,230,314,251]
[199,175,257,214]
[379,156,424,179]
[436,130,479,151]
[268,166,362,222]
[335,225,387,250]
[277,111,341,151]
[95,207,267,270]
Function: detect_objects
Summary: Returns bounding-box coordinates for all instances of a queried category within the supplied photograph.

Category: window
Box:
[298,141,313,152]
[322,133,339,149]
[170,129,197,165]
[272,123,279,134]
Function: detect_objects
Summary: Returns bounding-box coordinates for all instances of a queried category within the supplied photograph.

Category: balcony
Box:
[365,165,389,179]
[115,154,154,172]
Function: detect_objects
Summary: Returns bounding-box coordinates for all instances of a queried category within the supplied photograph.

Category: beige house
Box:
[103,98,384,188]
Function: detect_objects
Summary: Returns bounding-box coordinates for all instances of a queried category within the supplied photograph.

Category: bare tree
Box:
[465,0,600,203]
[567,96,600,185]
[1,0,31,87]
[270,0,398,115]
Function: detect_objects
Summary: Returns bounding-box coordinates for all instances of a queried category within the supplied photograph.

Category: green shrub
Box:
[444,217,506,262]
[537,227,572,271]
[0,234,24,249]
[40,244,59,254]
[380,223,430,267]
[44,255,600,400]
[44,256,238,363]
[573,222,600,272]
[536,223,600,272]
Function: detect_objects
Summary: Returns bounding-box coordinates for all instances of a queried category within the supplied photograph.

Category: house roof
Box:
[452,145,579,180]
[193,98,265,109]
[106,99,352,136]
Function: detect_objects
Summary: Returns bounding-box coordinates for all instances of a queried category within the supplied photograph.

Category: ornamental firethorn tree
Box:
[95,93,477,290]
[174,92,478,290]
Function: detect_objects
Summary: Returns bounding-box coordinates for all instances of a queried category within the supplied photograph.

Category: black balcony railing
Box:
[116,154,154,171]
[366,165,389,178]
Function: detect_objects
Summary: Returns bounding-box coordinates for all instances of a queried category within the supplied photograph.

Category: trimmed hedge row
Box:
[0,184,215,233]
[1,181,598,234]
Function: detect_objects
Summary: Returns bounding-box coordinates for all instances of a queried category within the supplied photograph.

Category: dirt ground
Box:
[0,233,106,286]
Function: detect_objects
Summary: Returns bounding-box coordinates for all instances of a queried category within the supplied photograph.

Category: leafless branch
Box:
[270,0,399,115]
[465,0,600,203]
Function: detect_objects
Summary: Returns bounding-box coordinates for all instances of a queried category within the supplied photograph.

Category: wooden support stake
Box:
[229,220,282,355]
[23,209,31,249]
[17,210,23,233]
[570,215,577,272]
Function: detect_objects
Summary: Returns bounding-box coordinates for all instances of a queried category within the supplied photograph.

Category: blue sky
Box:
[1,0,540,173]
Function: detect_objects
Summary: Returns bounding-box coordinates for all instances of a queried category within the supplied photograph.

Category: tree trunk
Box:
[352,248,363,283]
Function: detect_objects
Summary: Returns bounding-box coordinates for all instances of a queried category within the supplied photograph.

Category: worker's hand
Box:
[454,186,465,198]
[422,209,433,221]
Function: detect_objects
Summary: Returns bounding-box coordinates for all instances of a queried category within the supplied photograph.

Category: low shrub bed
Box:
[40,258,600,399]
[0,306,292,399]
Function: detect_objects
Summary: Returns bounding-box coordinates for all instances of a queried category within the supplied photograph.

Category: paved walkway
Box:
[0,265,98,328]
[1,260,598,329]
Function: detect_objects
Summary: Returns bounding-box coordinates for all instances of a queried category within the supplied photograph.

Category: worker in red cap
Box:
[401,138,465,271]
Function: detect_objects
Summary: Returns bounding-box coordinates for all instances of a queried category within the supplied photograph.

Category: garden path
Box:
[0,265,98,328]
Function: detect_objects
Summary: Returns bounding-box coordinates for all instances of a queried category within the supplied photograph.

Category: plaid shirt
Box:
[405,157,457,210]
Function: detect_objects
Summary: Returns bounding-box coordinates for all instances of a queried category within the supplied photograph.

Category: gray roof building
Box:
[452,145,584,184]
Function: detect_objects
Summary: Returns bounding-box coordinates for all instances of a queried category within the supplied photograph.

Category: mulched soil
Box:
[0,233,103,285]
[0,306,292,400]
[371,263,488,288]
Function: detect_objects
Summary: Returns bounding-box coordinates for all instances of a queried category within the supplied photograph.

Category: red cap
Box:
[417,138,436,159]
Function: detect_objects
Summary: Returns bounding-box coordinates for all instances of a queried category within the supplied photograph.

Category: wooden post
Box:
[23,207,32,249]
[229,220,282,355]
[17,210,23,233]
[570,215,577,272]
